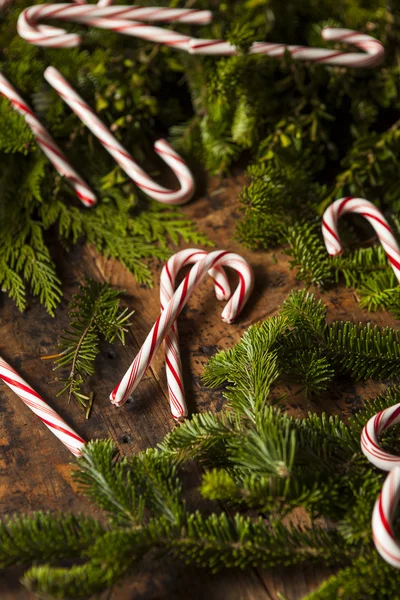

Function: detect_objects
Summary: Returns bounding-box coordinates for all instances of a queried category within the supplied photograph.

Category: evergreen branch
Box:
[0,512,104,568]
[46,280,133,415]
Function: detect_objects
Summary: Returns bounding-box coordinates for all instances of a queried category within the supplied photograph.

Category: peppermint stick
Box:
[0,357,85,456]
[111,250,254,407]
[18,4,211,49]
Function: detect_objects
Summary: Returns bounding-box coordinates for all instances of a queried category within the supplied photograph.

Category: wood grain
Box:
[0,171,396,599]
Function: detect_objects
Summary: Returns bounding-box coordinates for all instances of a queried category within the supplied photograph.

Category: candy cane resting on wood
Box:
[189,27,384,68]
[0,74,96,207]
[160,249,231,420]
[111,250,254,408]
[45,67,194,205]
[17,4,212,49]
[322,197,400,283]
[0,356,85,456]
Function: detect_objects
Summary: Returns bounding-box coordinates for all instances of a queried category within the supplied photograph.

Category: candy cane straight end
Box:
[0,357,85,456]
[372,467,400,569]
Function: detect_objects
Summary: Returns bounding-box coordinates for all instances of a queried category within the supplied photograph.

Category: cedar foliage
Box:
[2,291,400,599]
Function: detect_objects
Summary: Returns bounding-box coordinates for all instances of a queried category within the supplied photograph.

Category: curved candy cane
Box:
[17,4,212,50]
[0,74,96,207]
[189,27,384,68]
[322,197,400,282]
[111,250,254,408]
[160,249,231,420]
[361,403,400,471]
[44,67,194,205]
[0,357,85,456]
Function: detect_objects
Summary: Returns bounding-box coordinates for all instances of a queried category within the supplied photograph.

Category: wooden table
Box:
[0,173,395,599]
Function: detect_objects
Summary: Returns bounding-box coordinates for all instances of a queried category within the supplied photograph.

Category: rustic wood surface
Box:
[0,172,396,599]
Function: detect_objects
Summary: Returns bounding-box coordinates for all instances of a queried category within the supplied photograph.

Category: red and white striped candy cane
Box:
[44,67,194,205]
[0,74,96,207]
[0,356,85,456]
[17,4,211,50]
[322,197,400,282]
[189,27,384,68]
[160,249,231,420]
[361,403,400,567]
[361,403,400,471]
[372,468,400,568]
[110,250,254,408]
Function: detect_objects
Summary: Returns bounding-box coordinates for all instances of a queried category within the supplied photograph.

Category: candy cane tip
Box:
[221,315,235,325]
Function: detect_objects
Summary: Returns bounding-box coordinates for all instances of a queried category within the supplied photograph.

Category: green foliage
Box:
[46,279,133,416]
[3,290,400,598]
[203,290,400,400]
[0,512,104,568]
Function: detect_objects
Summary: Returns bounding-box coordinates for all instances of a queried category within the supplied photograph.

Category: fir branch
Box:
[0,512,104,568]
[45,280,133,415]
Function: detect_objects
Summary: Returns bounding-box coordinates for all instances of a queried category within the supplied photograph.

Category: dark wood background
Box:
[0,173,395,599]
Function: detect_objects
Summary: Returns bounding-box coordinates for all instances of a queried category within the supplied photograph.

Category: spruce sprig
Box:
[43,280,133,416]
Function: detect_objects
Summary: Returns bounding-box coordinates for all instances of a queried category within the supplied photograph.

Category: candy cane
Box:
[0,74,96,207]
[361,404,400,567]
[17,4,212,50]
[361,403,400,471]
[111,250,254,408]
[322,197,400,282]
[189,27,384,68]
[44,67,194,205]
[160,249,231,420]
[372,468,400,568]
[16,6,383,69]
[0,356,85,456]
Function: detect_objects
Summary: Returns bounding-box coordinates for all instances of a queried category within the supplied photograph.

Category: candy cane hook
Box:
[189,27,384,68]
[111,250,254,408]
[0,356,85,456]
[17,4,212,50]
[361,403,400,471]
[161,249,231,420]
[44,67,194,205]
[322,197,400,282]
